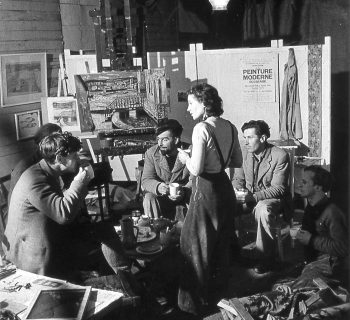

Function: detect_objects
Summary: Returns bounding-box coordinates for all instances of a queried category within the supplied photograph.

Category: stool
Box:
[87,161,113,221]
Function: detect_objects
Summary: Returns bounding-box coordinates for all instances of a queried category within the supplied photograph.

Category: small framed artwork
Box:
[14,110,41,141]
[0,52,47,107]
[24,287,91,320]
[41,97,81,132]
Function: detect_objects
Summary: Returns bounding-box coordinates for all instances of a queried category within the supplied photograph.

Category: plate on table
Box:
[137,227,157,243]
[136,243,163,255]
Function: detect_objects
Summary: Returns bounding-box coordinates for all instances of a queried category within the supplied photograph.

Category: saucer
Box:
[137,229,157,243]
[136,243,163,255]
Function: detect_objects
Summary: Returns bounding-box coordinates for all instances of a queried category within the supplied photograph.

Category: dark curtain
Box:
[243,0,275,41]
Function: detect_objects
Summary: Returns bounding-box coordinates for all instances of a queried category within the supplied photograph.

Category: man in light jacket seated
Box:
[232,120,292,274]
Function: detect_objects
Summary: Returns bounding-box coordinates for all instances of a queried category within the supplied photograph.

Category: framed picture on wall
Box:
[14,110,41,141]
[0,52,47,107]
[41,97,81,133]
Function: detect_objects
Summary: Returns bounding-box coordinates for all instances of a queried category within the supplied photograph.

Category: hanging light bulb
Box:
[208,0,230,11]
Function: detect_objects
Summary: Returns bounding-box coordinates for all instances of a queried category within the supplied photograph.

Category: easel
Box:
[57,53,68,97]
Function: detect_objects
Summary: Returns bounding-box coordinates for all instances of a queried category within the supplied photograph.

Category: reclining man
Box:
[217,166,349,320]
[296,165,348,287]
[142,119,191,220]
[232,120,291,274]
[2,132,131,280]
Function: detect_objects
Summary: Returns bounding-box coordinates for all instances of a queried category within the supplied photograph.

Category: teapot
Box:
[120,217,139,249]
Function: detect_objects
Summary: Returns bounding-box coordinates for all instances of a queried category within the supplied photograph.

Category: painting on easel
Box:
[74,69,169,135]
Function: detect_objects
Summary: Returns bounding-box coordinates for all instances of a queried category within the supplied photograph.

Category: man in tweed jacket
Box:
[142,119,191,220]
[232,120,291,273]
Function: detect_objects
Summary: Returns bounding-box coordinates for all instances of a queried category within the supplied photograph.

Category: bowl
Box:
[151,217,173,233]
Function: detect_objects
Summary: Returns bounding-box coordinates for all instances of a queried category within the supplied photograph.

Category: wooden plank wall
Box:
[0,0,63,177]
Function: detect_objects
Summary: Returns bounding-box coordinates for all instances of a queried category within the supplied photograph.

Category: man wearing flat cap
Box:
[142,119,191,220]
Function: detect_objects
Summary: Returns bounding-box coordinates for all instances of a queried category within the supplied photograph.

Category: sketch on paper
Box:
[52,100,79,128]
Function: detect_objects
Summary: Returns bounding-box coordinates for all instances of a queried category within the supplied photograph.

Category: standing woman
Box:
[177,83,242,316]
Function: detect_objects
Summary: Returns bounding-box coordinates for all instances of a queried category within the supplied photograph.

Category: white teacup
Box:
[290,224,301,248]
[169,183,181,197]
[234,188,248,203]
[235,188,248,196]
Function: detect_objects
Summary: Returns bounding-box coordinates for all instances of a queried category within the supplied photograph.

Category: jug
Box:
[120,217,139,249]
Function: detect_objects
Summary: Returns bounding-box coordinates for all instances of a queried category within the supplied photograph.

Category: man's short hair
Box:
[241,120,270,138]
[156,119,183,137]
[34,123,62,145]
[39,132,81,164]
[304,165,333,193]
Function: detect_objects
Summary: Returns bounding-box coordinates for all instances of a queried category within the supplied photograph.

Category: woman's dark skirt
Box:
[178,171,237,316]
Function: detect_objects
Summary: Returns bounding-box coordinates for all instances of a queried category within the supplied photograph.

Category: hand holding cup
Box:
[157,182,169,196]
[74,166,92,185]
[289,224,301,248]
[234,188,248,203]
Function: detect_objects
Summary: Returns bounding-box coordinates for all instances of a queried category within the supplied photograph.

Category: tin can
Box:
[131,210,141,225]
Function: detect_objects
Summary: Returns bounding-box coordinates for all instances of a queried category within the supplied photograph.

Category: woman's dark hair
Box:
[241,120,271,139]
[187,83,223,117]
[304,165,333,193]
[39,132,81,164]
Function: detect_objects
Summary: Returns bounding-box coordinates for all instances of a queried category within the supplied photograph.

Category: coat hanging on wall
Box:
[279,48,303,141]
